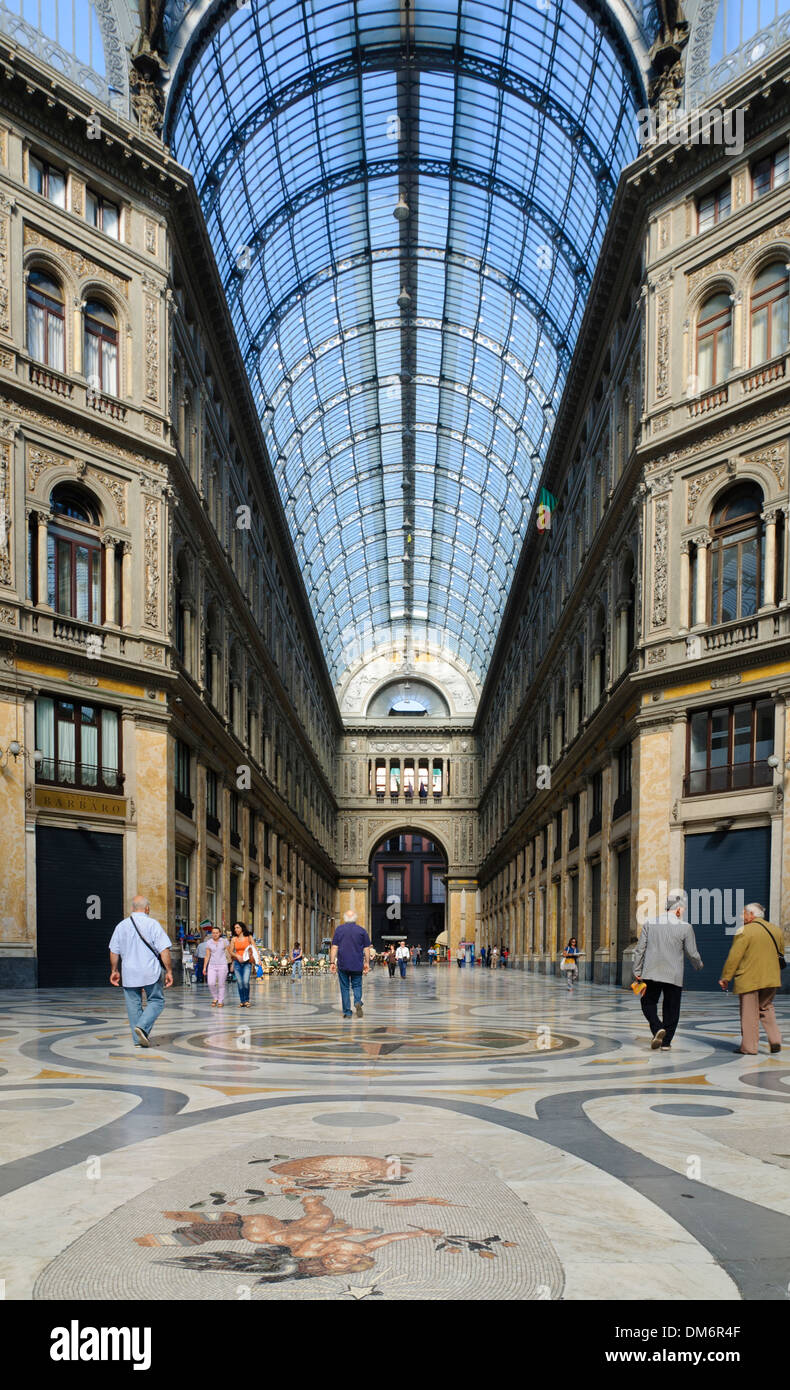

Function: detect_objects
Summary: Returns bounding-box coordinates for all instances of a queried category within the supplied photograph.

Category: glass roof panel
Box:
[168,0,640,686]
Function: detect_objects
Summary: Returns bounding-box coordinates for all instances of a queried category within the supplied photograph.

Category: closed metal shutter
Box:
[36,826,124,987]
[683,827,770,991]
[590,861,602,952]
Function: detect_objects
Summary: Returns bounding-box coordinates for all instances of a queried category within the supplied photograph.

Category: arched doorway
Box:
[369,830,447,953]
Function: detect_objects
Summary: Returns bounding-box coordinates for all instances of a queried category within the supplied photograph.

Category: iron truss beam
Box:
[174,44,623,198]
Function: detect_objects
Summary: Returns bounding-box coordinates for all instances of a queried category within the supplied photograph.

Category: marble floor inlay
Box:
[1,969,788,1301]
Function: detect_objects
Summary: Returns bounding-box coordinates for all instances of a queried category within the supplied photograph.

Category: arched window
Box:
[709,483,763,624]
[750,262,788,365]
[47,483,102,622]
[697,292,732,388]
[84,300,118,395]
[27,270,64,370]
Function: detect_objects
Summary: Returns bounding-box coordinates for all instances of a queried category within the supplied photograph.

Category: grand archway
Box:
[368,828,448,954]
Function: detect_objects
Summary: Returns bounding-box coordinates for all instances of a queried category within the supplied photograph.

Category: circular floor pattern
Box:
[312,1112,400,1127]
[650,1104,735,1117]
[164,1024,581,1063]
[34,1138,564,1302]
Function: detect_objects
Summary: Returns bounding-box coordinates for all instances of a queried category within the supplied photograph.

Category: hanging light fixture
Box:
[393,193,410,221]
[397,287,411,311]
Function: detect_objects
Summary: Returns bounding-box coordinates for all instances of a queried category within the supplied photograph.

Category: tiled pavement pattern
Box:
[0,967,789,1300]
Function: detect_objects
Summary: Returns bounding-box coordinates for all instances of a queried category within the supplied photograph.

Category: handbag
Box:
[758,920,787,970]
[129,914,165,976]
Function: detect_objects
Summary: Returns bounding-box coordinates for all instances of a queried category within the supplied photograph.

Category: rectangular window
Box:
[205,768,219,828]
[205,862,217,926]
[29,155,66,207]
[35,697,120,792]
[175,851,190,939]
[697,180,731,232]
[685,699,775,795]
[87,189,120,238]
[752,146,789,199]
[431,873,446,904]
[47,530,102,623]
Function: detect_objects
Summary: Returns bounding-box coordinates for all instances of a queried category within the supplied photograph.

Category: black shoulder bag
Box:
[129,914,165,973]
[758,920,787,971]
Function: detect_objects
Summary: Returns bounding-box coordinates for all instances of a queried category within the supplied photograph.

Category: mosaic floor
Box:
[1,967,789,1301]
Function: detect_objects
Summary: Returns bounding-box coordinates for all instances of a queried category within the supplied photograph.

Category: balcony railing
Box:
[29,361,73,398]
[374,790,444,803]
[567,828,579,852]
[742,356,786,394]
[612,789,632,821]
[588,810,602,836]
[206,813,221,836]
[230,829,241,850]
[703,617,759,651]
[37,761,123,795]
[175,789,194,818]
[688,384,728,417]
[87,389,127,422]
[683,760,773,797]
[249,839,258,859]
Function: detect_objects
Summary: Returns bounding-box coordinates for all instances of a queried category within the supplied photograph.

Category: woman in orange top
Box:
[231,921,256,1007]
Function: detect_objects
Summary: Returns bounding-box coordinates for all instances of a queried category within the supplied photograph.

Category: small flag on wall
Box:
[536,487,556,532]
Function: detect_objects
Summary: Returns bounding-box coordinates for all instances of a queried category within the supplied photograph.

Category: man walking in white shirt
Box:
[109,894,173,1048]
[395,940,409,980]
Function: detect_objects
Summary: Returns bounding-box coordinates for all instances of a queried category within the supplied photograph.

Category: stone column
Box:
[121,541,133,628]
[337,877,369,932]
[678,541,690,632]
[762,509,777,608]
[183,603,194,673]
[104,536,117,626]
[693,533,710,627]
[36,510,51,608]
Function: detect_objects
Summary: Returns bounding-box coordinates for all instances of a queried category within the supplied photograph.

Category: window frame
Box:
[684,698,775,795]
[27,270,65,371]
[28,154,66,207]
[86,189,121,239]
[35,696,122,794]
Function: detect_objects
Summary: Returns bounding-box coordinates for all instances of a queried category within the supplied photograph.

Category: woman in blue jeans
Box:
[231,921,256,1007]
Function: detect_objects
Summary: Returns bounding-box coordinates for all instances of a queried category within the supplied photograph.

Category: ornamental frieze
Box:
[686,213,790,293]
[23,225,129,296]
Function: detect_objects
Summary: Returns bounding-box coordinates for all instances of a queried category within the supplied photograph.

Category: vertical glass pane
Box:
[697,336,713,389]
[57,707,75,783]
[101,709,119,783]
[81,710,98,785]
[755,701,774,762]
[718,322,731,378]
[103,338,118,395]
[27,298,44,361]
[690,711,708,769]
[75,545,89,621]
[57,540,71,614]
[720,543,738,621]
[35,697,55,778]
[86,190,98,226]
[710,547,719,622]
[48,311,64,371]
[732,703,752,762]
[710,708,729,765]
[91,547,101,621]
[84,331,100,391]
[48,168,66,208]
[740,536,758,615]
[751,305,768,364]
[29,156,43,194]
[103,202,120,239]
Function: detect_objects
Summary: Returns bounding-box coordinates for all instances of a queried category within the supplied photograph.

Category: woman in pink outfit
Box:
[205,927,231,1007]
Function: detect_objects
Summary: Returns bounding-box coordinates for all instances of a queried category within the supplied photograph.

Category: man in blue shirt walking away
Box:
[330,910,372,1019]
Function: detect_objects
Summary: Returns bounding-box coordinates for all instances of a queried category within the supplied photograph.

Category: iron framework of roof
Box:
[167,0,643,687]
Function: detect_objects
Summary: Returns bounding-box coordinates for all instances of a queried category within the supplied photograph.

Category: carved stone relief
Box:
[655,281,672,400]
[144,295,159,402]
[686,462,730,523]
[652,496,669,628]
[686,214,790,293]
[145,219,157,256]
[143,495,160,628]
[0,197,10,336]
[23,226,129,296]
[741,444,786,490]
[0,433,11,586]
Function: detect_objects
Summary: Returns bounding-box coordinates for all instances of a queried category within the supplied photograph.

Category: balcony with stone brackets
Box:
[17,607,171,671]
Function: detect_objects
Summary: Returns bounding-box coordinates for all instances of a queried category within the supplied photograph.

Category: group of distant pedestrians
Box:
[107,893,784,1058]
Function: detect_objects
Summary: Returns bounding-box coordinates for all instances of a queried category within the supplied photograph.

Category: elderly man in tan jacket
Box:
[719,902,785,1055]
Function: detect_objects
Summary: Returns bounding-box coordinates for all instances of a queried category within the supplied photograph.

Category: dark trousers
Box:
[387,963,396,977]
[641,980,683,1044]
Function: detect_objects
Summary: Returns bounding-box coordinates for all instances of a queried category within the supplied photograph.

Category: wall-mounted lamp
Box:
[0,743,42,770]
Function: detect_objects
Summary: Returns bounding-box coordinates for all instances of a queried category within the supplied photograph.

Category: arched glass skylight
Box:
[708,0,790,91]
[168,0,641,687]
[0,0,108,95]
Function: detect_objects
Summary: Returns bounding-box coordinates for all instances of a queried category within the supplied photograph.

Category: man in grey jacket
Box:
[632,891,703,1050]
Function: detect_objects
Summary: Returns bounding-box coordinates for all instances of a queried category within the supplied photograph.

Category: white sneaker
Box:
[650,1028,666,1051]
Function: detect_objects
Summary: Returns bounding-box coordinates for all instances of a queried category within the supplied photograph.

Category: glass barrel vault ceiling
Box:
[167,0,642,688]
